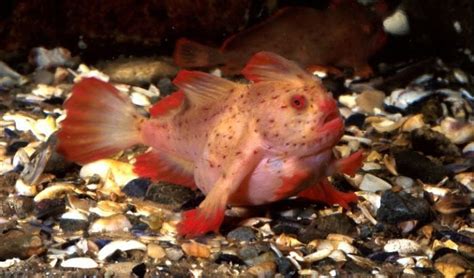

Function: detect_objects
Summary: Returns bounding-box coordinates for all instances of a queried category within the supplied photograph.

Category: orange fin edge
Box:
[133,151,196,189]
[298,178,357,209]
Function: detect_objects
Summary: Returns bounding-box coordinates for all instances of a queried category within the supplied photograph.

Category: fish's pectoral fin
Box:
[173,70,240,107]
[179,146,262,237]
[133,150,196,189]
[297,178,357,209]
[241,52,312,84]
[178,187,227,237]
[335,150,364,176]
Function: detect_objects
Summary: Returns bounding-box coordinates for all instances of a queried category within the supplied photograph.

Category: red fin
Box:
[149,91,185,117]
[173,70,238,106]
[336,150,364,176]
[178,207,225,237]
[274,171,309,200]
[173,38,224,68]
[57,78,144,164]
[133,150,196,188]
[241,51,311,84]
[298,178,357,209]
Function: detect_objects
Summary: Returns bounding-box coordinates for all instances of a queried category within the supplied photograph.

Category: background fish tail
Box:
[57,78,145,164]
[173,38,224,68]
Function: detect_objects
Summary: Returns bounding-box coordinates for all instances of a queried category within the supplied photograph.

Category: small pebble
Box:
[384,239,422,255]
[394,150,450,183]
[376,191,433,224]
[145,182,195,208]
[122,178,151,198]
[165,247,184,261]
[147,243,166,260]
[89,214,132,234]
[359,174,392,192]
[227,226,257,242]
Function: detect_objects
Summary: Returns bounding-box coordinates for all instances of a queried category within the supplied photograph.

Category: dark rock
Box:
[43,96,65,105]
[368,251,399,262]
[0,172,18,194]
[227,227,257,242]
[435,230,474,246]
[32,69,54,84]
[156,78,177,97]
[6,140,28,156]
[122,178,151,198]
[299,214,356,243]
[376,191,433,224]
[35,198,66,220]
[0,230,44,260]
[410,128,461,158]
[271,220,304,236]
[276,257,298,278]
[7,196,34,219]
[343,259,372,274]
[3,128,19,140]
[345,113,366,128]
[145,182,195,208]
[407,96,444,123]
[238,244,269,261]
[215,253,246,265]
[394,150,450,183]
[132,263,147,278]
[59,219,88,232]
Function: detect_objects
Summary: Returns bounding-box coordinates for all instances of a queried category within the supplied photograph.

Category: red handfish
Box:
[174,1,386,77]
[57,52,363,237]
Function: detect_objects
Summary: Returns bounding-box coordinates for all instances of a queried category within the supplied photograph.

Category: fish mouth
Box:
[320,112,344,135]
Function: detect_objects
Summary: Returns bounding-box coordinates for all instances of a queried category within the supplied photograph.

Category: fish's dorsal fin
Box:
[173,70,238,106]
[241,51,310,84]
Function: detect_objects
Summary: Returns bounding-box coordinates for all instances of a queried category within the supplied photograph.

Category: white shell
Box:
[383,9,410,35]
[32,84,64,99]
[88,214,132,234]
[98,240,147,261]
[80,159,137,186]
[61,210,88,221]
[34,183,78,202]
[130,92,151,106]
[0,258,21,268]
[60,257,98,269]
[455,172,473,192]
[15,178,37,196]
[303,249,332,263]
[359,174,392,192]
[384,239,422,255]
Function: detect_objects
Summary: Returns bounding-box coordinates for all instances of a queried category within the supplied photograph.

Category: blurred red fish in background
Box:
[174,0,387,78]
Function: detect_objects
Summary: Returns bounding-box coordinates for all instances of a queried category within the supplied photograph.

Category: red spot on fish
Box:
[297,178,357,209]
[149,91,185,117]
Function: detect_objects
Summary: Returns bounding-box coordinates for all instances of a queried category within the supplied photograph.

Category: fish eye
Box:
[291,95,307,110]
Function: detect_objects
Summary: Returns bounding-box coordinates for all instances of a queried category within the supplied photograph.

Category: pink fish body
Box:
[58,52,363,237]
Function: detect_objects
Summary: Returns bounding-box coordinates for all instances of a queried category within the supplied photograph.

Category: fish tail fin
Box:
[57,77,145,164]
[173,38,223,68]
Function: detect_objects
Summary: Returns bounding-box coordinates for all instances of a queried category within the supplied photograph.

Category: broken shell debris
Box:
[0,43,473,277]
